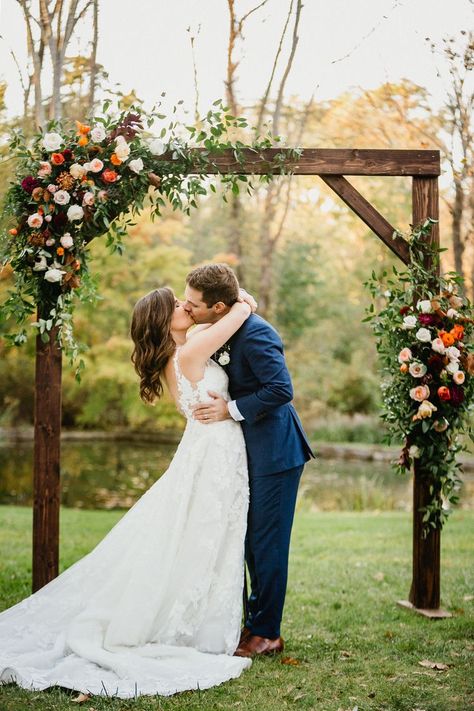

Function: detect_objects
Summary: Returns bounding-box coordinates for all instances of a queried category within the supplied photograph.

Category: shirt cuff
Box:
[228,400,245,421]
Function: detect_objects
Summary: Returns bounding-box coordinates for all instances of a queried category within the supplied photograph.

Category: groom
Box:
[184,263,314,658]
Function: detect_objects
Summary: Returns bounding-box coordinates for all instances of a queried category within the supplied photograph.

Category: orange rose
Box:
[400,363,409,373]
[56,247,64,256]
[78,136,89,147]
[72,259,81,271]
[437,386,451,401]
[51,152,65,165]
[439,330,455,347]
[451,324,464,341]
[76,121,91,135]
[8,228,18,236]
[102,169,118,183]
[110,153,122,166]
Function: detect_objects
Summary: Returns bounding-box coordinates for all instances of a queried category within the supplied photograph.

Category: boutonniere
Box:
[214,343,231,366]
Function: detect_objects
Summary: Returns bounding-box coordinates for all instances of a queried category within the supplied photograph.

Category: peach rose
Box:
[102,169,118,183]
[453,371,465,385]
[398,347,412,363]
[410,384,430,402]
[51,152,65,165]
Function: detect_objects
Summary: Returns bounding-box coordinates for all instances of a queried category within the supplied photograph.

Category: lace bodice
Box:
[173,348,230,419]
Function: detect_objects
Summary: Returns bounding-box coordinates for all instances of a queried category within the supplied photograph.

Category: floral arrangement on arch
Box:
[365,219,474,531]
[1,102,294,367]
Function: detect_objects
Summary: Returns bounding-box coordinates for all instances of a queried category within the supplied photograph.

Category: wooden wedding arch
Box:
[33,147,444,615]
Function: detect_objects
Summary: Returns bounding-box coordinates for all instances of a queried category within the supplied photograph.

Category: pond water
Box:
[0,439,472,511]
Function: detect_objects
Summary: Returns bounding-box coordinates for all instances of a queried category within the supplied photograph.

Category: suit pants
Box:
[244,464,304,639]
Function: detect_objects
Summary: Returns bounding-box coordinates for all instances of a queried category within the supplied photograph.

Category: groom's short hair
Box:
[186,263,239,307]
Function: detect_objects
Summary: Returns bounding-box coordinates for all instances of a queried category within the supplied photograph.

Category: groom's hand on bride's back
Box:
[192,391,231,423]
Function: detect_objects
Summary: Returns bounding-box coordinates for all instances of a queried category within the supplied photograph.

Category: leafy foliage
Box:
[365,220,474,531]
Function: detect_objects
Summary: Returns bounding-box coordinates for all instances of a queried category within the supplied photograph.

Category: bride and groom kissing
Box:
[0,263,314,698]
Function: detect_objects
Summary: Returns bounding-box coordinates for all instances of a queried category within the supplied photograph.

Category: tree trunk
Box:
[88,0,99,114]
[451,175,465,289]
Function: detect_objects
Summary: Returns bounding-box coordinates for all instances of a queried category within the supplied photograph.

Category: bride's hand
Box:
[238,288,257,313]
[231,300,252,318]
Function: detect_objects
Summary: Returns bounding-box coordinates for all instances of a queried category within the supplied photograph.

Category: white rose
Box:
[409,362,427,378]
[89,158,104,173]
[402,315,417,329]
[416,327,432,342]
[218,352,230,366]
[128,158,144,174]
[447,308,459,319]
[69,163,86,180]
[384,290,391,298]
[60,233,74,249]
[446,360,459,374]
[82,191,95,206]
[33,256,48,271]
[44,268,65,283]
[416,400,437,419]
[45,237,55,246]
[431,338,446,354]
[42,132,63,151]
[47,184,58,193]
[90,125,106,143]
[446,346,461,361]
[149,138,167,156]
[27,213,43,228]
[417,299,432,313]
[408,445,421,459]
[115,142,131,161]
[54,190,70,205]
[67,204,84,222]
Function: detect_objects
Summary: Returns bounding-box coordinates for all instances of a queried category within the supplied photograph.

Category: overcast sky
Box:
[0,0,473,120]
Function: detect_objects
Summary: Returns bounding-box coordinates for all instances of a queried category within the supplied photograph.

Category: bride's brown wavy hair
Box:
[130,287,176,404]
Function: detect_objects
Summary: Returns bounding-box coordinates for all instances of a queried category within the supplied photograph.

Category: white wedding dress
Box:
[0,350,251,698]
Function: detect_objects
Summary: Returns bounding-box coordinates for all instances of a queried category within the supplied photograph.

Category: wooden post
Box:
[32,320,62,592]
[399,177,450,617]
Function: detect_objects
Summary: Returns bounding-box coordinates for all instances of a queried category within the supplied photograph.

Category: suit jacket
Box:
[224,314,314,477]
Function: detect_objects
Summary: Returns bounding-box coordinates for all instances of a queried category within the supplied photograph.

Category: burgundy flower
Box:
[52,212,68,230]
[450,384,465,406]
[21,176,40,193]
[428,354,445,373]
[418,313,436,326]
[399,306,411,315]
[62,149,73,161]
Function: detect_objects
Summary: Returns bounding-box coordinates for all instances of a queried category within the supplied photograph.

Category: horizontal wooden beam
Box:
[161,148,440,176]
[321,175,410,264]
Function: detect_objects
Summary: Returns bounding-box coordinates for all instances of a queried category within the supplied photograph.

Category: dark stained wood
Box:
[166,148,441,176]
[32,322,62,592]
[321,175,410,264]
[409,176,441,610]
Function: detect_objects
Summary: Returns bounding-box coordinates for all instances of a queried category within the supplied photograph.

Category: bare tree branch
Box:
[273,0,302,137]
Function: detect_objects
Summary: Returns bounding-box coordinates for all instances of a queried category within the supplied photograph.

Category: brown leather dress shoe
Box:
[239,626,252,645]
[234,634,284,658]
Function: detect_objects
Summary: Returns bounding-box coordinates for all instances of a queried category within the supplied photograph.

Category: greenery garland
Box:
[365,219,474,532]
[0,100,300,375]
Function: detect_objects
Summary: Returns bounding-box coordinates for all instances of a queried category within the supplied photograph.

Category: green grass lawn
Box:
[0,505,473,711]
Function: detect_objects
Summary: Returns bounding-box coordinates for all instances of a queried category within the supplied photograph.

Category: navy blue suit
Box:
[224,314,314,638]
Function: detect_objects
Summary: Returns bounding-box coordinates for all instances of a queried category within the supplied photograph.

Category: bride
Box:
[0,287,254,698]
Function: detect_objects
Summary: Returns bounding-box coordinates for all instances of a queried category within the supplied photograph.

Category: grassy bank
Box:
[0,506,473,711]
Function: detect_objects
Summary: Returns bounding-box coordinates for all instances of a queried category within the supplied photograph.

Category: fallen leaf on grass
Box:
[339,650,352,658]
[463,594,473,602]
[71,692,91,703]
[281,656,301,666]
[418,659,450,671]
[373,571,385,582]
